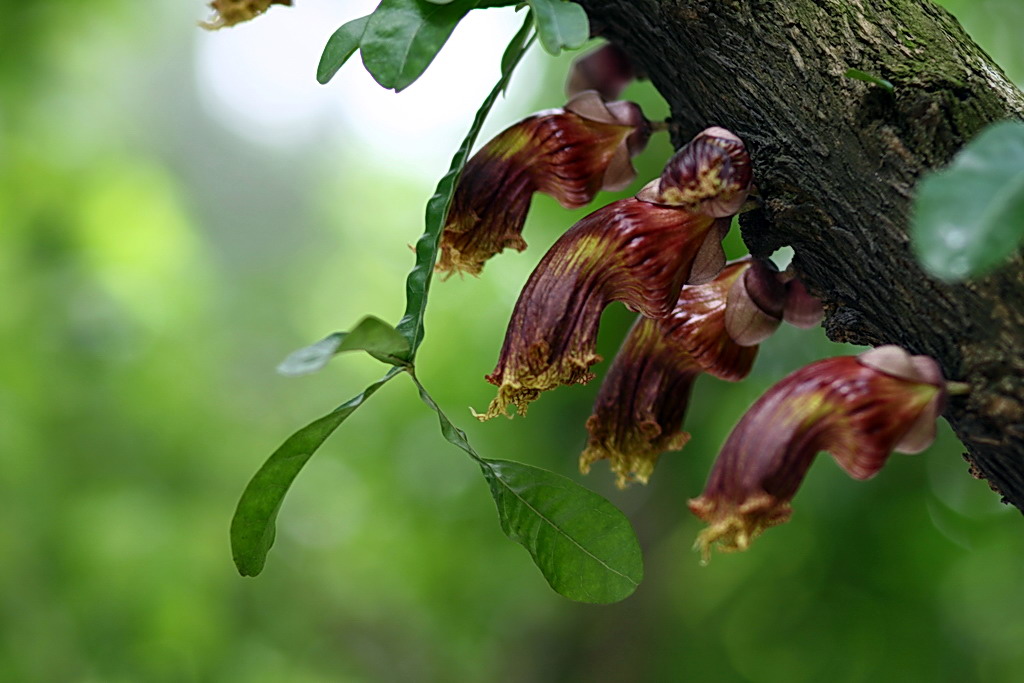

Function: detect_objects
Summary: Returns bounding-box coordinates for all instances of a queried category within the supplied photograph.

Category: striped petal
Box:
[438,92,651,277]
[580,315,701,488]
[580,261,762,487]
[689,346,944,561]
[479,198,719,420]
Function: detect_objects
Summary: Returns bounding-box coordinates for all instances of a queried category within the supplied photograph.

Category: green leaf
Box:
[527,0,589,55]
[912,120,1024,281]
[231,367,404,576]
[481,459,644,603]
[360,0,472,92]
[844,68,894,92]
[317,15,370,84]
[395,13,534,354]
[409,373,643,604]
[277,316,412,376]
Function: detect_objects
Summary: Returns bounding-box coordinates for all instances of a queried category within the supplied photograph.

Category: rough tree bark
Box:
[576,0,1024,510]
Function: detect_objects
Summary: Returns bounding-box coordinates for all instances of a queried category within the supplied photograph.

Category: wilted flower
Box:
[565,43,639,101]
[200,0,291,29]
[580,260,760,487]
[438,91,652,277]
[479,128,753,420]
[688,345,945,562]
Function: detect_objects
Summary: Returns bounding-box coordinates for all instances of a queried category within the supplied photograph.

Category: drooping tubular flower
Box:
[200,0,291,29]
[688,345,946,562]
[581,260,760,488]
[479,128,753,420]
[437,90,652,277]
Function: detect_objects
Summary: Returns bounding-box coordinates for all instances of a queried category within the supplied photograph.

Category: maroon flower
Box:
[438,91,652,277]
[580,260,760,487]
[565,43,640,101]
[478,200,725,420]
[478,128,753,420]
[688,345,945,561]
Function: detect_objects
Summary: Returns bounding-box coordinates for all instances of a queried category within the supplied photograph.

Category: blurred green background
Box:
[2,1,1023,681]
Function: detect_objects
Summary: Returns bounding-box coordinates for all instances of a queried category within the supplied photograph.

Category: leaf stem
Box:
[946,381,971,396]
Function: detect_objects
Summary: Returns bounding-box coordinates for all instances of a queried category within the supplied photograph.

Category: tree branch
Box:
[578,0,1024,510]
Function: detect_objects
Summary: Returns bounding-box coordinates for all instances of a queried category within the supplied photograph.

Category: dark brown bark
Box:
[577,0,1024,510]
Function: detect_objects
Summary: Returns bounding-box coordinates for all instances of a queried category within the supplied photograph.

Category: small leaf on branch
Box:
[844,68,894,93]
[912,120,1024,281]
[317,15,371,84]
[360,0,471,92]
[395,13,534,354]
[527,0,589,55]
[231,367,404,576]
[277,316,412,376]
[410,374,643,603]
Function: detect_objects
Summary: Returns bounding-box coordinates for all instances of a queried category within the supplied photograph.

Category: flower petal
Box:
[689,349,944,560]
[782,277,824,329]
[480,198,718,419]
[661,259,759,381]
[581,315,701,488]
[723,259,785,346]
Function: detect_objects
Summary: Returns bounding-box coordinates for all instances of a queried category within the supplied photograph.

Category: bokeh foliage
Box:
[2,0,1023,681]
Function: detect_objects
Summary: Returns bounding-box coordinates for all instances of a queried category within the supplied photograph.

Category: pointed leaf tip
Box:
[231,368,403,576]
[277,316,411,377]
[482,459,643,603]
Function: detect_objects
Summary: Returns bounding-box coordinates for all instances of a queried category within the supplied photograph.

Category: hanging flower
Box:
[688,345,945,562]
[200,0,291,29]
[580,260,760,487]
[438,91,652,277]
[478,202,727,420]
[565,43,640,101]
[478,128,753,420]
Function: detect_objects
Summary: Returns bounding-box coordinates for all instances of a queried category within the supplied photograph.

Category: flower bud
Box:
[638,127,752,217]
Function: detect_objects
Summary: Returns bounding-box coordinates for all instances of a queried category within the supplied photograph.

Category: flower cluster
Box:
[477,127,751,420]
[442,63,950,562]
